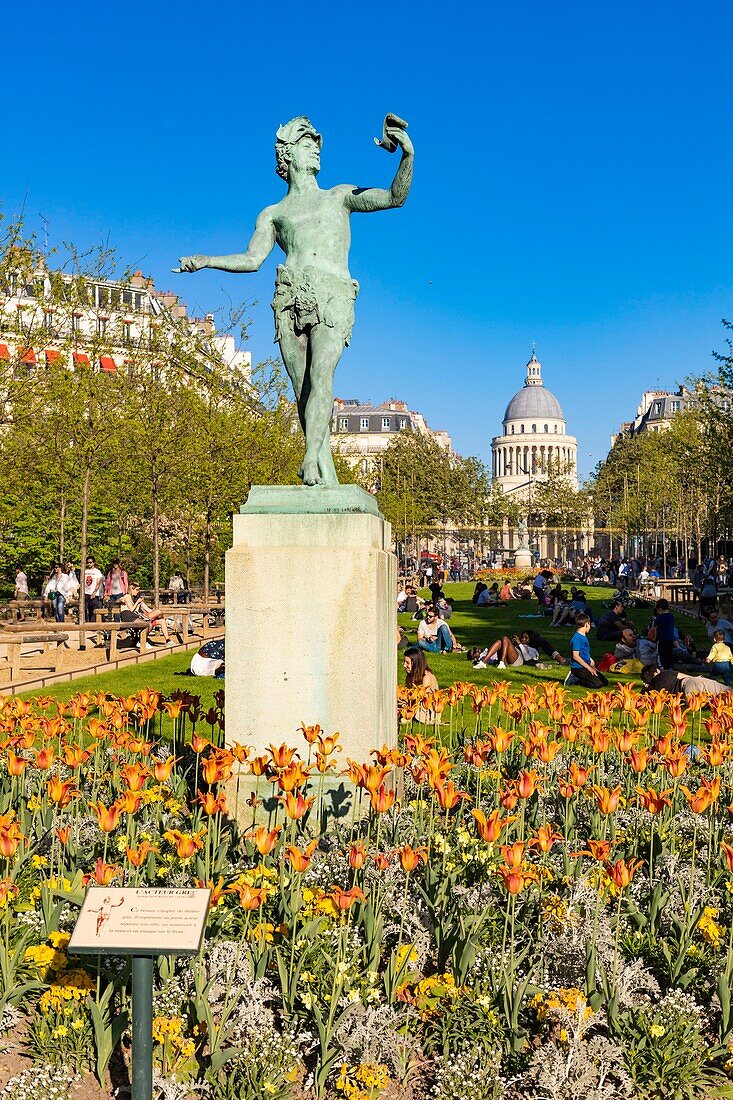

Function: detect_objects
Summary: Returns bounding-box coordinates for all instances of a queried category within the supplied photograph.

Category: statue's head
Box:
[275,117,322,181]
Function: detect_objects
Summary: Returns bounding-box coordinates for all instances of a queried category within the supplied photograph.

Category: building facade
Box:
[331,397,451,476]
[0,261,250,379]
[610,386,691,445]
[491,352,578,493]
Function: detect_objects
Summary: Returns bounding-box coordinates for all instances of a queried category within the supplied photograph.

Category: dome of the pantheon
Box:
[503,352,564,424]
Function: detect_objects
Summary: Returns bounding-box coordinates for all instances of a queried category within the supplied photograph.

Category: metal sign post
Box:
[69,887,210,1100]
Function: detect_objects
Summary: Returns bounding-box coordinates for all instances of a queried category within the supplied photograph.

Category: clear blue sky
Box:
[5,0,733,478]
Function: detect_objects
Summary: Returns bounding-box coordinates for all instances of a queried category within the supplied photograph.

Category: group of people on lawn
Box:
[402,580,733,698]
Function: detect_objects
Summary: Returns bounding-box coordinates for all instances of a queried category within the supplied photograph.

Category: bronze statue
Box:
[175,115,414,486]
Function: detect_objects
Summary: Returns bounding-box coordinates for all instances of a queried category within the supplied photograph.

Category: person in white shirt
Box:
[14,568,29,601]
[416,605,461,653]
[45,563,73,622]
[84,557,105,623]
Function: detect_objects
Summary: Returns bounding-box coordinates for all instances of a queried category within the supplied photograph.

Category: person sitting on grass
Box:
[596,598,628,642]
[640,664,731,698]
[706,630,733,686]
[190,638,225,677]
[118,582,172,647]
[515,628,567,665]
[551,588,577,626]
[404,645,438,690]
[466,634,540,670]
[499,580,514,601]
[614,626,639,661]
[403,645,439,723]
[567,613,608,689]
[417,605,462,654]
[472,582,488,604]
[477,582,500,607]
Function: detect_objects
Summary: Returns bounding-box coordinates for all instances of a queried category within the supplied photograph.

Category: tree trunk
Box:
[152,486,160,605]
[59,493,65,564]
[203,501,212,603]
[79,462,91,639]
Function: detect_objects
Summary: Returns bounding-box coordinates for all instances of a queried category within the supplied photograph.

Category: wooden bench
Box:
[8,599,47,620]
[94,607,203,645]
[4,620,150,660]
[0,631,69,680]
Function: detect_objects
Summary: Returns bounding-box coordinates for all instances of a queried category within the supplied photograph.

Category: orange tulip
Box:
[125,841,158,866]
[0,815,22,858]
[6,750,27,776]
[316,733,341,757]
[248,825,281,856]
[47,777,79,807]
[268,743,298,769]
[500,841,526,869]
[704,741,726,767]
[370,784,396,813]
[197,877,227,907]
[191,733,209,754]
[298,722,322,745]
[636,786,673,815]
[120,763,149,792]
[472,808,513,843]
[604,857,643,889]
[281,790,315,820]
[488,727,514,754]
[273,761,312,792]
[591,784,621,815]
[285,838,318,873]
[348,841,367,870]
[499,782,520,810]
[329,885,366,911]
[497,865,527,894]
[628,748,649,773]
[664,749,688,779]
[34,746,55,770]
[398,845,428,873]
[434,780,467,812]
[62,745,90,768]
[92,800,123,833]
[572,838,613,862]
[249,754,270,777]
[85,857,122,885]
[118,791,143,814]
[721,841,733,874]
[532,825,562,853]
[163,828,206,859]
[516,770,542,799]
[56,826,70,845]
[230,881,268,910]
[373,852,391,870]
[152,756,179,783]
[681,776,721,814]
[196,790,227,815]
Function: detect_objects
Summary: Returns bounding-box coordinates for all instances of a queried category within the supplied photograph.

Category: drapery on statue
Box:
[174,114,414,486]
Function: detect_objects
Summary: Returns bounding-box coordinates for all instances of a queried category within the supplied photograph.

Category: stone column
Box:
[225,485,397,758]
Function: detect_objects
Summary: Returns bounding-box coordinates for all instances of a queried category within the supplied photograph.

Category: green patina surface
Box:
[240,483,382,517]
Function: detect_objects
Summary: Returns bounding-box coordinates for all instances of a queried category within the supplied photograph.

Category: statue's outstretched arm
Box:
[175,208,276,274]
[343,128,414,214]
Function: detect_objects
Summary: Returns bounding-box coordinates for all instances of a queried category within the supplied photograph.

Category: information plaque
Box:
[69,887,210,956]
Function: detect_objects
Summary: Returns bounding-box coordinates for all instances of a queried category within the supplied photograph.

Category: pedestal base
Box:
[224,485,397,761]
[513,548,533,570]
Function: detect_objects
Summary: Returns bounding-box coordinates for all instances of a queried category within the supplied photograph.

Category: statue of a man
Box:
[175,115,414,486]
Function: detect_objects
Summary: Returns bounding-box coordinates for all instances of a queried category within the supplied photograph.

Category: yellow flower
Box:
[49,932,71,949]
[31,855,48,869]
[650,1024,666,1038]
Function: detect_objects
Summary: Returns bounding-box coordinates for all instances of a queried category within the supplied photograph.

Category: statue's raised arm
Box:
[341,119,414,213]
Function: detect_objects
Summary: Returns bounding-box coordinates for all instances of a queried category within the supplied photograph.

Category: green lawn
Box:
[17,581,711,704]
[398,582,711,695]
[18,649,224,711]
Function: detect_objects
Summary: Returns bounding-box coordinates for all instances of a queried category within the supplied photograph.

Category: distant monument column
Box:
[514,517,533,570]
[225,486,396,754]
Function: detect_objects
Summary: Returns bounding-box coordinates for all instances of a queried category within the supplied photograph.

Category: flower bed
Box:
[1,682,733,1099]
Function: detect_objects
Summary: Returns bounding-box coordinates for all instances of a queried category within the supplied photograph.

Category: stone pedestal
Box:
[224,485,397,760]
[513,548,533,570]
